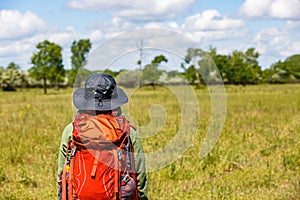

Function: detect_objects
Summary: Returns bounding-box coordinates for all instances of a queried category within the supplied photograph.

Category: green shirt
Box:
[57,122,148,200]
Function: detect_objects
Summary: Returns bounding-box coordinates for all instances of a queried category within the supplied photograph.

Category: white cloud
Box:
[68,0,132,10]
[254,28,290,53]
[88,30,104,42]
[0,26,81,69]
[184,29,248,43]
[270,0,300,19]
[280,41,300,57]
[0,8,249,70]
[88,17,138,37]
[239,0,273,18]
[285,20,300,29]
[167,22,180,30]
[144,22,167,29]
[252,27,300,67]
[91,9,247,45]
[144,22,181,32]
[0,10,46,40]
[180,10,246,43]
[2,2,299,72]
[183,10,245,31]
[68,0,195,21]
[0,10,77,69]
[240,0,300,19]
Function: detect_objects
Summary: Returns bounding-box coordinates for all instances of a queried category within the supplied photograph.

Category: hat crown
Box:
[84,74,117,100]
[73,73,128,111]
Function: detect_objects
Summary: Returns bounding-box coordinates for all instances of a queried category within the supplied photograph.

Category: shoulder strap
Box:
[61,140,73,200]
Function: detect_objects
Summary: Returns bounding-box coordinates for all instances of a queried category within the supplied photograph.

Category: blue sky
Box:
[1,0,300,71]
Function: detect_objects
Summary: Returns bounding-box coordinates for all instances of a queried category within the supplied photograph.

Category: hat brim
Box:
[73,87,128,111]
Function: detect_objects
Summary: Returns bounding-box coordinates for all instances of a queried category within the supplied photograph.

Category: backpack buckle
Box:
[118,150,123,161]
[122,174,131,184]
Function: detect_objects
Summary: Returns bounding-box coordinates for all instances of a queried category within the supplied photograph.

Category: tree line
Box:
[0,39,299,93]
[0,39,91,93]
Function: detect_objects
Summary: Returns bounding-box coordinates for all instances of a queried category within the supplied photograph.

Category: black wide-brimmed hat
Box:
[73,74,128,111]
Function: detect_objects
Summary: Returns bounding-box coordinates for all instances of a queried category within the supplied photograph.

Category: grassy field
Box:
[0,84,299,199]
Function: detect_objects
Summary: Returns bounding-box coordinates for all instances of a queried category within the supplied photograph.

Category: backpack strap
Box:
[61,140,72,200]
[61,140,77,200]
[113,149,120,200]
[91,151,100,177]
[68,157,75,200]
[61,167,67,200]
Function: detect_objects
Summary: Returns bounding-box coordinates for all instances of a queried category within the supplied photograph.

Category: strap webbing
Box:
[91,151,100,177]
[61,165,68,200]
[113,149,119,200]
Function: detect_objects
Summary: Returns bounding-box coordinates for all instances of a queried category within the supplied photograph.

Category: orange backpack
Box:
[61,113,138,200]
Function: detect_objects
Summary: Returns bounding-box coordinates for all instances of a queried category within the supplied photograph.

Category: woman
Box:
[57,73,148,200]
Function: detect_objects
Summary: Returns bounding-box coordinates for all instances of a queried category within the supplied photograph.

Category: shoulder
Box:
[62,122,73,140]
[65,122,74,130]
[127,119,138,137]
[64,122,74,133]
[128,123,142,146]
[129,124,137,134]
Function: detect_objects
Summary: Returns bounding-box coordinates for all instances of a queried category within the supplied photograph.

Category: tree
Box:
[141,54,167,89]
[181,63,197,84]
[182,48,204,86]
[198,47,224,84]
[0,67,3,89]
[213,54,230,82]
[182,47,262,85]
[221,48,261,85]
[69,39,92,86]
[117,70,142,88]
[284,55,300,79]
[7,62,20,70]
[182,47,223,85]
[0,62,26,91]
[261,68,276,83]
[29,40,65,94]
[167,70,180,79]
[270,55,300,83]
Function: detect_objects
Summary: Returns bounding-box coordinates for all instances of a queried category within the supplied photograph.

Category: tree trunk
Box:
[195,70,202,87]
[43,77,47,94]
[151,82,156,90]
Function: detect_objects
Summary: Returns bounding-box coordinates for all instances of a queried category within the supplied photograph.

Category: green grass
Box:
[0,84,299,199]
